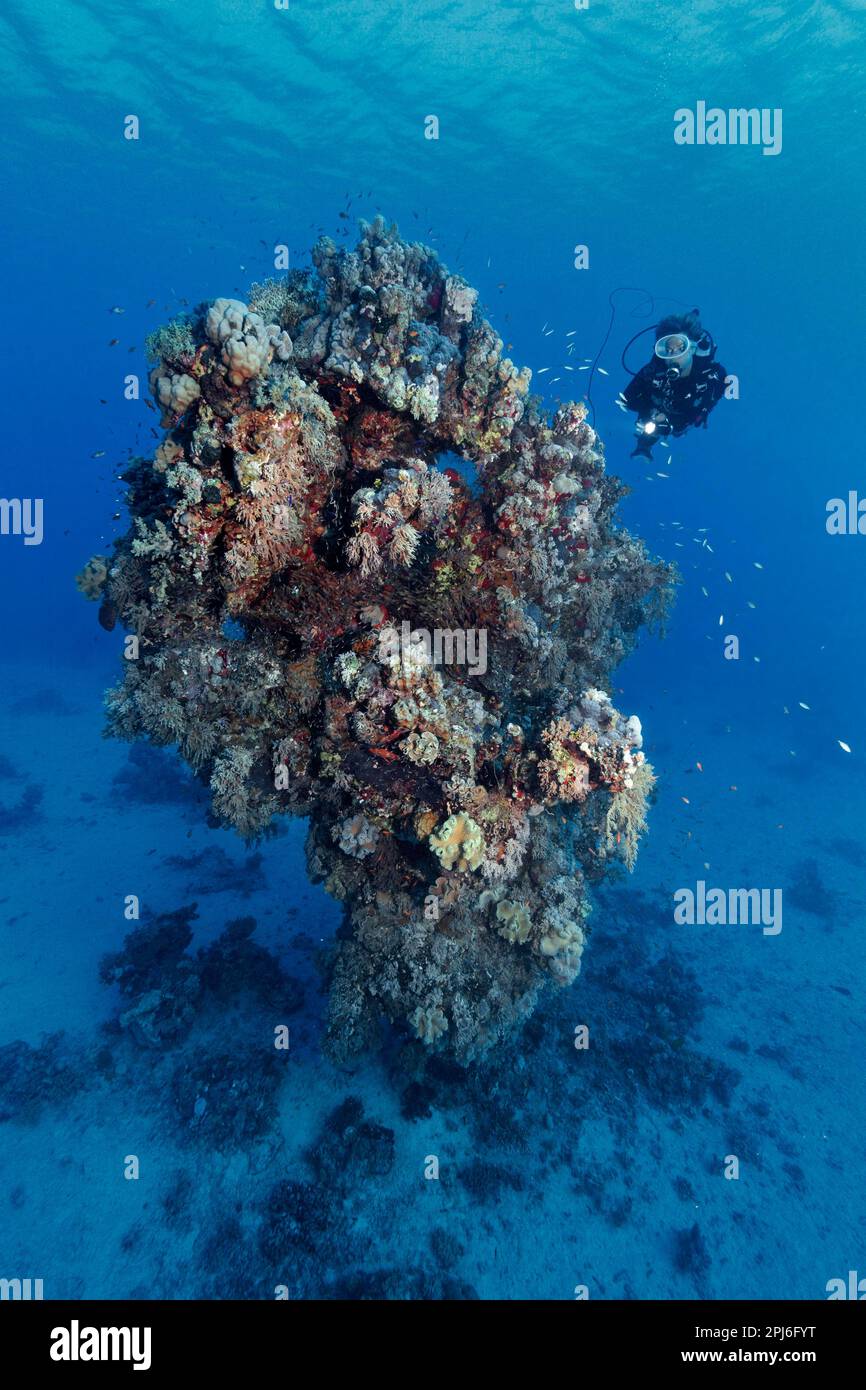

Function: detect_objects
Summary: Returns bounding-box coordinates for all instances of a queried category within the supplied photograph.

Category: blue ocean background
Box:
[1,0,864,1299]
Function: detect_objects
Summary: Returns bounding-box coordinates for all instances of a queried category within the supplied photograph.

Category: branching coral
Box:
[603,759,656,872]
[346,460,453,575]
[87,216,675,1063]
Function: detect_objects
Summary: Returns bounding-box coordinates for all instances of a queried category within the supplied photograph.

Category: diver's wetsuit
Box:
[623,355,727,455]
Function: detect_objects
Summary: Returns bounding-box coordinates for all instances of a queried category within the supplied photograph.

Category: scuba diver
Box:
[621,311,727,458]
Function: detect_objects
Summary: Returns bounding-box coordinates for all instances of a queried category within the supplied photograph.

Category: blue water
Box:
[1,0,864,1300]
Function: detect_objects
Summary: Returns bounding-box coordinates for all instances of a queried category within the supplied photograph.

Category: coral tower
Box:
[85,217,674,1061]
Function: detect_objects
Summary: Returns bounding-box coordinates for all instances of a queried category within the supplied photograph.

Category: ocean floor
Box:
[1,658,863,1300]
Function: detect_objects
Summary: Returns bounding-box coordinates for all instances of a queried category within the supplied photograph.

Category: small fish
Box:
[746,601,756,609]
[578,365,589,371]
[719,614,724,625]
[696,762,703,772]
[566,330,577,337]
[109,306,125,314]
[598,367,608,376]
[656,471,669,478]
[753,656,760,662]
[754,561,764,569]
[108,338,119,346]
[681,796,690,804]
[724,571,732,582]
[799,702,810,710]
[729,785,737,791]
[838,740,852,753]
[537,367,549,374]
[701,586,708,596]
[90,450,105,459]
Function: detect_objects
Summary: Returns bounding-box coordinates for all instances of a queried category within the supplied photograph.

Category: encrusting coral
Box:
[84,216,674,1062]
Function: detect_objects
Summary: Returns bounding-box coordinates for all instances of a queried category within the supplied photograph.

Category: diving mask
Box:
[654,330,713,366]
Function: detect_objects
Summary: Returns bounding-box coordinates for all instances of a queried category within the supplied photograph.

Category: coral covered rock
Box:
[89,216,674,1062]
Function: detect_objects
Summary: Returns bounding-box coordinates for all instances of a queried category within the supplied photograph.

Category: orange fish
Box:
[370,747,399,763]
